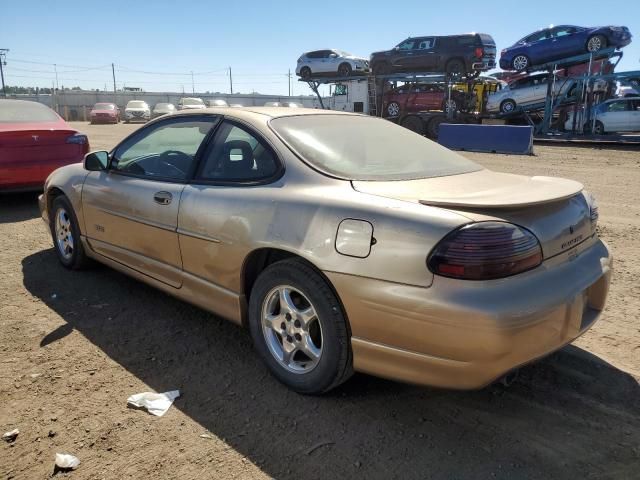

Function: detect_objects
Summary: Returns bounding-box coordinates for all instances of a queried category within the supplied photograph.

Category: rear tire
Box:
[248,259,353,394]
[50,196,92,270]
[587,35,607,53]
[401,115,424,134]
[445,59,465,77]
[426,115,447,139]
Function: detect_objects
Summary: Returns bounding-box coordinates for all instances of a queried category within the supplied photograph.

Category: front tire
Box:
[587,35,607,53]
[500,99,517,114]
[512,55,529,71]
[401,115,424,134]
[300,67,312,79]
[50,196,91,270]
[248,259,352,394]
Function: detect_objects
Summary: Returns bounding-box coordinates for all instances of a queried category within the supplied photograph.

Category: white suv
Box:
[178,97,206,110]
[296,49,369,79]
[124,100,151,123]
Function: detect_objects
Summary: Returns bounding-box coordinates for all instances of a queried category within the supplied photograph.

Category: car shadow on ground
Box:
[0,192,41,224]
[22,248,640,480]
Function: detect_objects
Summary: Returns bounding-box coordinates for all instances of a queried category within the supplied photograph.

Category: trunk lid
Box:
[352,169,594,260]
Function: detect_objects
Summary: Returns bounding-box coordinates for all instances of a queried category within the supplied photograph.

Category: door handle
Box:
[153,191,172,205]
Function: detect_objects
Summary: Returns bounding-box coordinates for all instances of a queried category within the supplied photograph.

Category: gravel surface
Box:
[1,122,639,479]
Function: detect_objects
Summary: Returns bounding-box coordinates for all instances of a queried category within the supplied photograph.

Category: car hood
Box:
[352,169,583,208]
[91,109,116,114]
[345,55,368,62]
[125,107,149,111]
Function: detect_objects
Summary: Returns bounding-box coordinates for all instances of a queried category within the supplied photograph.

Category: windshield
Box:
[127,101,147,108]
[182,98,204,106]
[270,115,481,181]
[93,103,115,110]
[0,101,60,123]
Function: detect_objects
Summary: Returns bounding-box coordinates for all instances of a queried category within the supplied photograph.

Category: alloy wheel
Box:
[387,102,400,117]
[512,55,528,71]
[261,285,323,374]
[55,208,74,261]
[587,36,602,52]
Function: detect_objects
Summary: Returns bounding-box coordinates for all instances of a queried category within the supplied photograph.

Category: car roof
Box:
[169,106,357,121]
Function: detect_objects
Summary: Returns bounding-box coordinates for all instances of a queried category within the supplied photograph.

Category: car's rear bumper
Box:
[0,158,83,191]
[326,238,612,389]
[472,58,496,70]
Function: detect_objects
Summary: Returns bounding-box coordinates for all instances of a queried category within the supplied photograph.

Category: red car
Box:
[0,100,89,192]
[89,102,120,124]
[382,83,466,118]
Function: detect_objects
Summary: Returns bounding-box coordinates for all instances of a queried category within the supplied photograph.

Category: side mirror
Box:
[84,151,109,171]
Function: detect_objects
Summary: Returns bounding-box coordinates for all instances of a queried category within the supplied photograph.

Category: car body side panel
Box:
[177,175,470,295]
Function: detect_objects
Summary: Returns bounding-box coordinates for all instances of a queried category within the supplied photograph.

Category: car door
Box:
[394,39,417,68]
[549,26,579,58]
[177,120,282,317]
[81,115,219,287]
[522,29,552,64]
[317,50,333,73]
[599,100,626,131]
[413,37,437,71]
[630,100,640,132]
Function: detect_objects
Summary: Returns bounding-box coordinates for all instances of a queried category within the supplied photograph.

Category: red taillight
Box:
[427,222,542,280]
[475,47,484,58]
[66,133,90,154]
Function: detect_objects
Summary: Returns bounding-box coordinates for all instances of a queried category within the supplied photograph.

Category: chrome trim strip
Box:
[93,206,175,232]
[176,227,221,243]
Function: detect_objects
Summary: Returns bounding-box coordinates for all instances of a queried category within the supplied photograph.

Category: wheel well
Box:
[47,187,66,217]
[240,248,351,335]
[445,57,466,69]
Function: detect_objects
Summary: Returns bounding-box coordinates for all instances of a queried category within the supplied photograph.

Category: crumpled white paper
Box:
[127,390,180,416]
[55,453,80,470]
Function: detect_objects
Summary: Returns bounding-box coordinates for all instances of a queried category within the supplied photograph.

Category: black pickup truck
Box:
[370,33,496,76]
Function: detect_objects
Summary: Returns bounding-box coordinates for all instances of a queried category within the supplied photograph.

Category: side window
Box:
[197,122,279,182]
[526,30,548,43]
[552,27,575,37]
[606,101,626,112]
[417,38,435,50]
[397,39,415,51]
[112,118,217,180]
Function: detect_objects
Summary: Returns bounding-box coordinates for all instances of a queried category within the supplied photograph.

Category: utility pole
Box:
[111,63,117,104]
[54,63,59,91]
[0,49,8,97]
[191,71,195,94]
[229,66,233,95]
[288,69,291,97]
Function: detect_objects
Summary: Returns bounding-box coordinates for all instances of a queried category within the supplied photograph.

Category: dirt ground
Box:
[1,122,639,480]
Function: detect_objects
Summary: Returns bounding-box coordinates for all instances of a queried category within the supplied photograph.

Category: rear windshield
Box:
[479,34,495,45]
[270,115,481,181]
[93,103,115,110]
[0,101,60,123]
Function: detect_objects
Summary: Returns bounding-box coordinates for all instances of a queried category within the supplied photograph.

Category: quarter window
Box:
[112,118,217,180]
[197,122,279,182]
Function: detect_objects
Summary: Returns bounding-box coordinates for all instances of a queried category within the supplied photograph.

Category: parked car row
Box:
[297,24,631,79]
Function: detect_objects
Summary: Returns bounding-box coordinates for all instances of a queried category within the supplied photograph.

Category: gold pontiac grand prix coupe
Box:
[39,107,612,394]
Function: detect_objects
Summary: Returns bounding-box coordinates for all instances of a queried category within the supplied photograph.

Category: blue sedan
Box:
[500,25,632,71]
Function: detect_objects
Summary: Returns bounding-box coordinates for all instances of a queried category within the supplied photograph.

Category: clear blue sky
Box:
[2,0,639,97]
